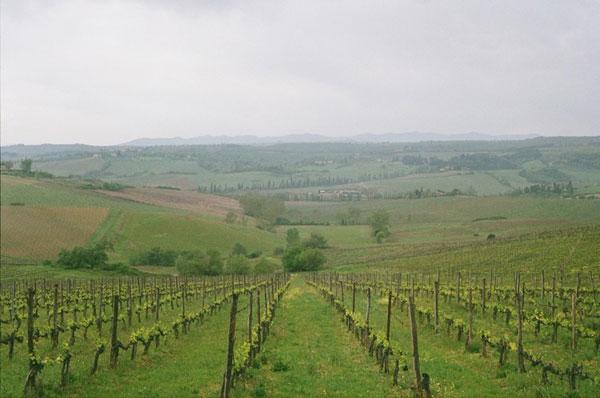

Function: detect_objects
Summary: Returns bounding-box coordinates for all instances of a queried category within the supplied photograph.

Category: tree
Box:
[130,247,178,266]
[239,193,285,224]
[175,253,204,276]
[368,209,391,240]
[297,248,326,271]
[20,159,33,174]
[175,250,223,276]
[205,249,224,275]
[303,232,327,249]
[254,257,277,274]
[57,241,111,269]
[282,247,325,272]
[225,211,238,224]
[225,255,251,274]
[231,242,247,256]
[286,228,300,247]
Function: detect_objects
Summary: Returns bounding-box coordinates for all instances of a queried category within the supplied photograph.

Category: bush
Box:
[130,247,178,267]
[247,249,262,259]
[286,228,300,247]
[239,193,285,224]
[254,258,278,274]
[231,243,247,256]
[175,250,223,276]
[282,247,325,272]
[273,247,284,256]
[225,211,238,224]
[225,255,251,275]
[303,232,327,249]
[272,359,289,372]
[368,209,391,238]
[57,242,111,269]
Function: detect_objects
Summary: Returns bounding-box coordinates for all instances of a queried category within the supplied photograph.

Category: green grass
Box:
[109,211,283,263]
[329,226,600,285]
[0,175,283,266]
[233,278,396,397]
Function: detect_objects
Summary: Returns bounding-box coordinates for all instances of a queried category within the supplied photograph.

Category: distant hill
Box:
[122,132,539,146]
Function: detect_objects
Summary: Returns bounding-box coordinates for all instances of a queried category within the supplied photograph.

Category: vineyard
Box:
[307,271,600,397]
[2,270,598,397]
[0,274,290,397]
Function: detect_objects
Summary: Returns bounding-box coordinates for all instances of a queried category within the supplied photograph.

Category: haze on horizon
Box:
[1,1,599,146]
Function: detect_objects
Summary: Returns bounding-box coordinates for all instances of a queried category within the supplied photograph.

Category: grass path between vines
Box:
[233,277,398,398]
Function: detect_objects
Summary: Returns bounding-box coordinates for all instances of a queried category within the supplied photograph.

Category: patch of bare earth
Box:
[97,187,241,217]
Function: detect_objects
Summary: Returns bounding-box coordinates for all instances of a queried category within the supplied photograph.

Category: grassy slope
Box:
[0,175,283,267]
[328,226,600,280]
[233,278,396,398]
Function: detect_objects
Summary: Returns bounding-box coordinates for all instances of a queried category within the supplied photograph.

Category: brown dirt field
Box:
[0,206,109,260]
[97,187,241,217]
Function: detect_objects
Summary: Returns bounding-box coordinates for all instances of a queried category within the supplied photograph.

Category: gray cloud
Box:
[1,0,599,145]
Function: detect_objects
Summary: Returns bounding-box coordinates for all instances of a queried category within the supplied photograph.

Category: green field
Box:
[1,138,599,397]
[0,175,283,266]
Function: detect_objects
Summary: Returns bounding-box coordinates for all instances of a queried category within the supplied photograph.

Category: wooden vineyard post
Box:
[466,288,473,349]
[221,293,238,398]
[365,287,372,327]
[482,278,486,314]
[248,290,253,345]
[408,293,423,397]
[110,295,120,368]
[182,282,187,333]
[340,281,344,302]
[386,290,392,341]
[352,282,356,313]
[434,281,439,332]
[127,280,132,327]
[517,284,525,373]
[551,274,556,316]
[541,270,545,300]
[457,272,461,303]
[571,292,577,351]
[256,289,262,344]
[24,288,38,397]
[52,284,59,348]
[155,287,160,347]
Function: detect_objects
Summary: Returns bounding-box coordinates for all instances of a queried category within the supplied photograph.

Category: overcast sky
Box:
[1,1,599,145]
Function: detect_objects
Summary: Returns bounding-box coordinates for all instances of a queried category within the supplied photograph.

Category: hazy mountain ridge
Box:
[122,132,539,146]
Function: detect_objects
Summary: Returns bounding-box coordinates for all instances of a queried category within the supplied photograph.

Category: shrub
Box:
[272,359,289,372]
[239,193,285,224]
[303,232,328,249]
[231,242,247,256]
[282,247,325,272]
[247,249,262,259]
[286,228,301,247]
[368,209,391,239]
[175,250,223,276]
[130,247,178,267]
[57,242,111,269]
[225,255,251,275]
[254,258,278,274]
[225,211,238,224]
